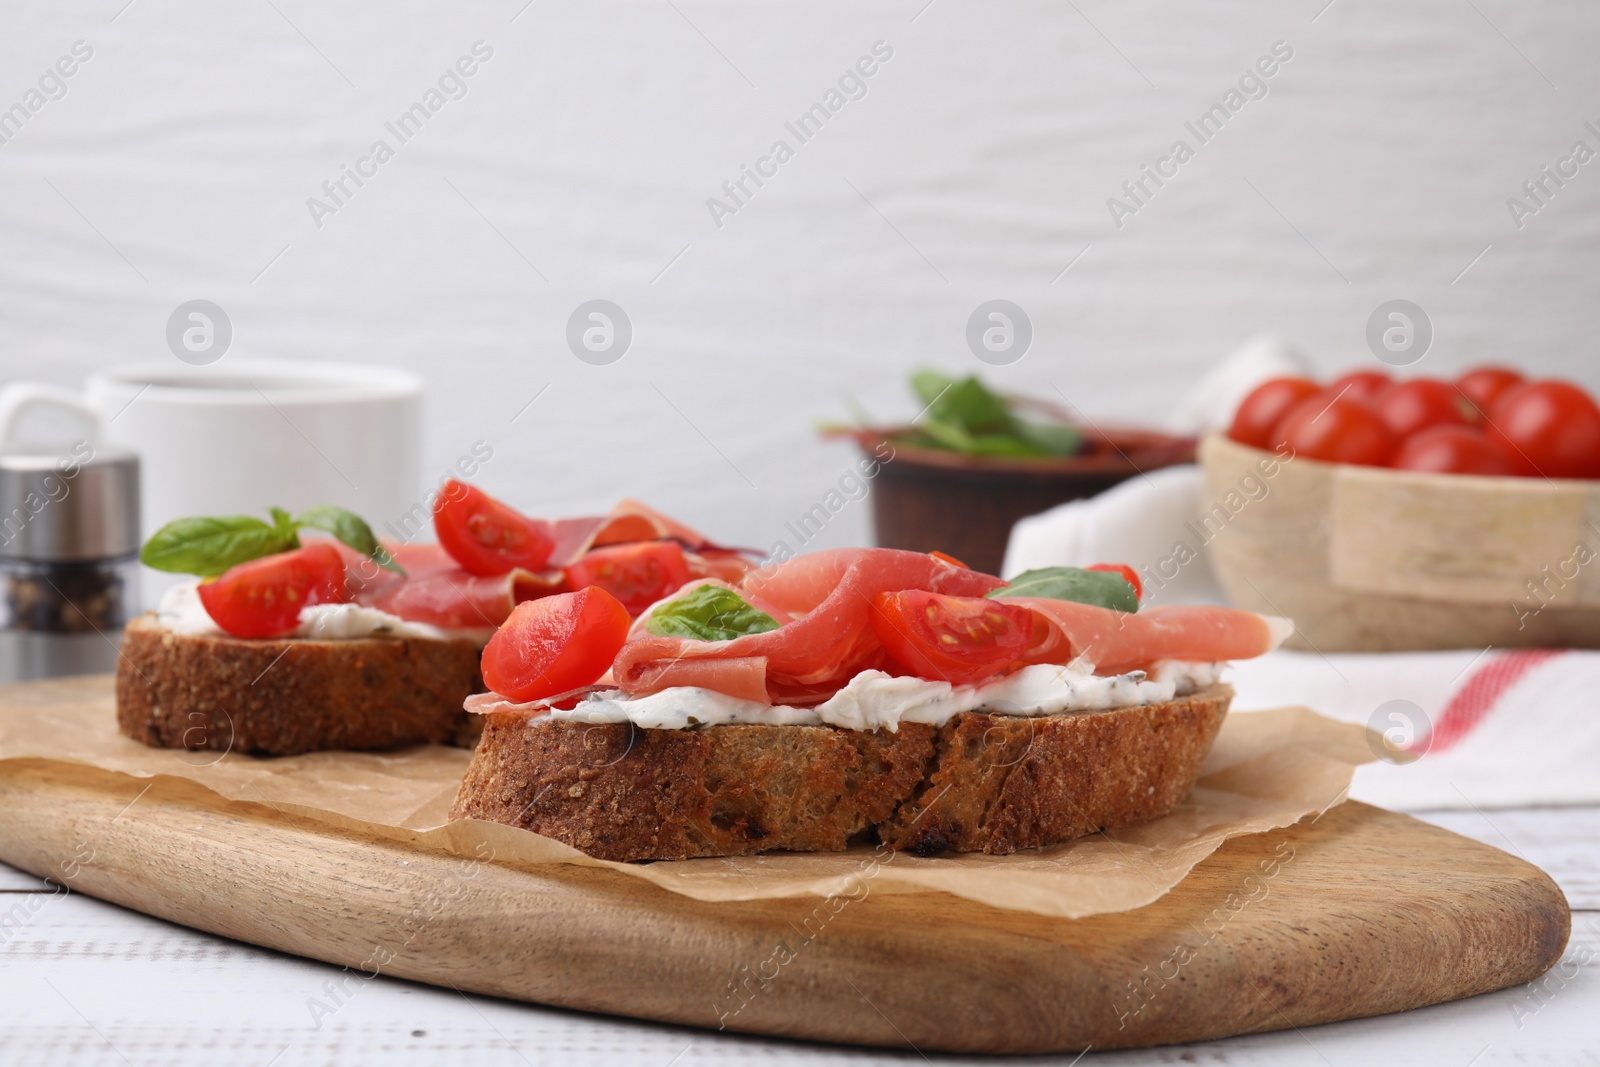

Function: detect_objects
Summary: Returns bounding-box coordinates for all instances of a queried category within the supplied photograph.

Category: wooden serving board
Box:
[0,758,1569,1055]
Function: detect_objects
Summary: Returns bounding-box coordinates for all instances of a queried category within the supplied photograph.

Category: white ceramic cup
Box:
[0,360,422,604]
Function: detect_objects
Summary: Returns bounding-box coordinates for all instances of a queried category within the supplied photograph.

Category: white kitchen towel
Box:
[1164,334,1314,437]
[1001,334,1310,593]
[1230,648,1600,810]
[1003,464,1228,603]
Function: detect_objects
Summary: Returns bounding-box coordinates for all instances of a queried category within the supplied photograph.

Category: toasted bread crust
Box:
[115,614,484,756]
[878,684,1231,854]
[450,684,1232,859]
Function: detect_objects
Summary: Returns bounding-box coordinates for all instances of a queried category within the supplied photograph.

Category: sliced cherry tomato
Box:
[929,550,968,568]
[1327,370,1392,404]
[481,587,631,702]
[564,541,690,616]
[433,479,555,577]
[869,591,1033,686]
[197,543,349,639]
[1271,392,1398,467]
[1227,377,1322,449]
[1376,379,1473,439]
[1086,562,1142,599]
[1391,425,1521,477]
[1487,380,1600,480]
[1455,366,1523,418]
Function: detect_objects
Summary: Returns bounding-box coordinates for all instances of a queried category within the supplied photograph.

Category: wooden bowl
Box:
[856,429,1196,575]
[1200,433,1600,652]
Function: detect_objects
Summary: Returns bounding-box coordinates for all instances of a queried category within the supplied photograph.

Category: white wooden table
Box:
[2,807,1595,1066]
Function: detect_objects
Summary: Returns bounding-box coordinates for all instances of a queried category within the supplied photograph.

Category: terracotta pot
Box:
[854,429,1196,575]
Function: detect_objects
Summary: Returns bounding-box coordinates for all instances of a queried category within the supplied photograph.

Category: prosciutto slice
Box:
[340,542,562,630]
[546,498,752,568]
[623,656,772,704]
[1014,598,1291,675]
[361,567,562,630]
[611,548,1004,704]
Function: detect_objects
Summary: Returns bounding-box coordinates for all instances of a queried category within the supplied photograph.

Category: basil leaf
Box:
[964,433,1049,458]
[911,369,957,409]
[988,567,1139,613]
[296,505,405,575]
[645,585,781,642]
[1015,419,1082,457]
[910,370,1086,460]
[917,416,976,453]
[915,372,1014,435]
[268,506,299,541]
[139,516,299,577]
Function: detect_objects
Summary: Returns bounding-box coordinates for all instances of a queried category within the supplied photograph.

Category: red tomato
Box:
[1227,377,1322,449]
[1328,370,1392,404]
[564,541,690,616]
[433,479,555,576]
[869,591,1033,686]
[1455,366,1523,417]
[1376,379,1474,438]
[1271,393,1398,467]
[1487,381,1600,480]
[481,587,631,702]
[929,550,968,568]
[1391,425,1521,477]
[1086,562,1142,598]
[197,543,349,639]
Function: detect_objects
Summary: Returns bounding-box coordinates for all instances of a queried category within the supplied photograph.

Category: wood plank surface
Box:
[3,888,1594,1067]
[0,758,1570,1055]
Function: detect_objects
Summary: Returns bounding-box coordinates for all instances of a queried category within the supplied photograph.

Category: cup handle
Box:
[0,384,102,443]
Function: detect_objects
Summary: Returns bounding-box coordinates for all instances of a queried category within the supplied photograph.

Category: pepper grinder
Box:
[0,443,141,683]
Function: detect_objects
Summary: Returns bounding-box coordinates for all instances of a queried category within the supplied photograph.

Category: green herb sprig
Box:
[910,370,1082,458]
[988,566,1139,612]
[140,506,403,577]
[645,585,781,641]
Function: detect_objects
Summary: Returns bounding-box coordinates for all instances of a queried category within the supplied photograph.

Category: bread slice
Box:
[115,613,484,757]
[449,683,1231,860]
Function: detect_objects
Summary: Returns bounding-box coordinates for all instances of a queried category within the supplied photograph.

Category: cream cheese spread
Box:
[482,660,1226,732]
[156,579,492,643]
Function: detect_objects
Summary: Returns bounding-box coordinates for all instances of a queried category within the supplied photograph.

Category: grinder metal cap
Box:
[0,443,141,561]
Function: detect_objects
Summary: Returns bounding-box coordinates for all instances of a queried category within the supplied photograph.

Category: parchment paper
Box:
[0,675,1377,918]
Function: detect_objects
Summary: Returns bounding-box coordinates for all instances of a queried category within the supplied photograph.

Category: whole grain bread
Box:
[116,613,484,756]
[449,683,1232,859]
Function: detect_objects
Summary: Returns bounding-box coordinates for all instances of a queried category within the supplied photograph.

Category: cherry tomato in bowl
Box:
[1455,366,1523,417]
[197,543,349,639]
[869,591,1033,686]
[1376,379,1474,438]
[1227,377,1322,449]
[1486,380,1600,480]
[1391,425,1521,477]
[433,479,555,576]
[1270,393,1399,467]
[1327,370,1392,404]
[564,541,691,616]
[481,587,632,702]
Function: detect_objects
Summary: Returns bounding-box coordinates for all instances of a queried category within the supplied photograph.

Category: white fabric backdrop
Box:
[1,0,1596,550]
